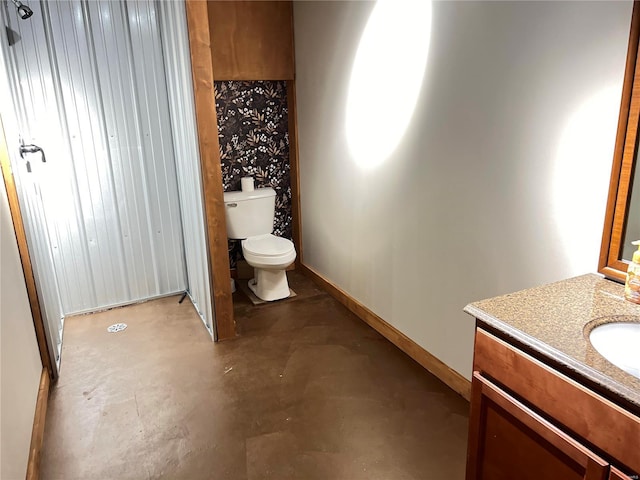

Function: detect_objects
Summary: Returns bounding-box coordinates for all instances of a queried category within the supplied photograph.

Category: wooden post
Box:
[185,0,235,340]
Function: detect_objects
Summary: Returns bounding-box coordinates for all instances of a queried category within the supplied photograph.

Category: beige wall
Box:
[293,1,631,378]
[1,175,42,478]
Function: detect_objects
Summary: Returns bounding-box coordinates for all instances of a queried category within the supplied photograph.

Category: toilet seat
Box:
[242,234,296,268]
[242,234,293,256]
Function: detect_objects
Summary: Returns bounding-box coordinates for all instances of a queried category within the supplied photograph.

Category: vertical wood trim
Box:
[465,373,484,480]
[287,80,303,266]
[185,0,235,340]
[26,368,50,480]
[0,119,53,377]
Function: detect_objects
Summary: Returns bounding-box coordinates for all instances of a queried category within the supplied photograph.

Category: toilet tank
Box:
[223,187,276,239]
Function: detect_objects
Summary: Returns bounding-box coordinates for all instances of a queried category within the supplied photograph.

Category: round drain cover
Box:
[107,323,127,333]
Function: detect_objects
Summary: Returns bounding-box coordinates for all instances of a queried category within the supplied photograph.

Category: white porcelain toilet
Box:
[223,187,296,301]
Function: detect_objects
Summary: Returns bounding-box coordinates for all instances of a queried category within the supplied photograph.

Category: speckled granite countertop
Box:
[464,273,640,412]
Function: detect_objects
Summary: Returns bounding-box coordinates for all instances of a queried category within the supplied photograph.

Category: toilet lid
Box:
[243,234,294,257]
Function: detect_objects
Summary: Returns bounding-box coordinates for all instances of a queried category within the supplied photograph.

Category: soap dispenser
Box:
[624,240,640,304]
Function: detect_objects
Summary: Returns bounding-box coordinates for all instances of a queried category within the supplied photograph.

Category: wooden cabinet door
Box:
[466,372,610,480]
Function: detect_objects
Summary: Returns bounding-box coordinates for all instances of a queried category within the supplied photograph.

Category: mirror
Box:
[600,2,640,283]
[623,156,640,261]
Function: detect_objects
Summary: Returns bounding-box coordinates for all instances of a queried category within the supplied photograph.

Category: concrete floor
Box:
[40,271,469,479]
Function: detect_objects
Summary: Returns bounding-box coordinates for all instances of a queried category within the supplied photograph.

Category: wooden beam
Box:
[185,0,235,340]
[299,263,471,401]
[0,119,54,377]
[26,368,50,480]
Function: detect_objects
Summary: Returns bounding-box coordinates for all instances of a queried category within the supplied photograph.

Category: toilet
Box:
[223,187,296,301]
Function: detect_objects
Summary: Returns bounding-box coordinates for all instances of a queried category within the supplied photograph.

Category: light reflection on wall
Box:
[552,86,620,272]
[346,0,432,170]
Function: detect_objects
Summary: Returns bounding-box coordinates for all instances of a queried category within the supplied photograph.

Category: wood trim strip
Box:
[610,466,636,480]
[287,6,301,265]
[474,328,640,474]
[0,119,54,377]
[185,1,235,340]
[287,80,303,266]
[599,2,640,282]
[465,373,485,479]
[299,263,471,400]
[26,368,50,480]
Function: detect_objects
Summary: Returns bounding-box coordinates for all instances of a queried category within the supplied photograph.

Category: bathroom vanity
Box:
[464,274,640,480]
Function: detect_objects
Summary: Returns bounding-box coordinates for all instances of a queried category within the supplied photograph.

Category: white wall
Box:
[293,1,632,379]
[0,174,42,478]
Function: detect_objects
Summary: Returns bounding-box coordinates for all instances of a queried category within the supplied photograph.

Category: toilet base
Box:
[248,268,291,301]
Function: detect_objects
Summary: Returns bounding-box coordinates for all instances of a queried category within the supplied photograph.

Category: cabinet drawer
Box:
[467,372,609,480]
[474,329,640,473]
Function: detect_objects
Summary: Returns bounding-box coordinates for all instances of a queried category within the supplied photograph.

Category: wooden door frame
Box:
[185,0,236,340]
[0,117,54,378]
[184,0,304,339]
[204,1,303,270]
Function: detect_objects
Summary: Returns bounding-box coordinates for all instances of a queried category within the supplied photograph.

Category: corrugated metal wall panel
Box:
[1,1,65,373]
[1,0,187,317]
[21,179,65,368]
[158,0,215,337]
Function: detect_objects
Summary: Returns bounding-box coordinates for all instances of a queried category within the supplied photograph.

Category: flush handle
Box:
[227,203,237,208]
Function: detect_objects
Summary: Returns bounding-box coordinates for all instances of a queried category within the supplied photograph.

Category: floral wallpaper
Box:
[214,80,292,268]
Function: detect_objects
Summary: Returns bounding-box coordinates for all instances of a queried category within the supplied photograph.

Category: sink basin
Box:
[589,322,640,379]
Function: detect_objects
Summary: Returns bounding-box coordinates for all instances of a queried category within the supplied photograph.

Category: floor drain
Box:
[107,323,127,333]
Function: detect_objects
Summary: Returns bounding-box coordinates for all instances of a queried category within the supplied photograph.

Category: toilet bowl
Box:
[223,186,296,302]
[242,234,296,301]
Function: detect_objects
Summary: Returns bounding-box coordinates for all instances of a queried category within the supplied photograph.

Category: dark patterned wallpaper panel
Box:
[214,80,292,268]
